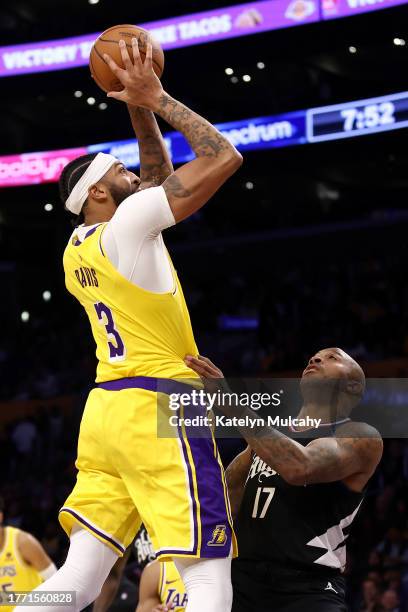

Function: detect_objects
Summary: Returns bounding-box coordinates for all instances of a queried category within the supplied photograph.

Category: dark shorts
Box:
[232,559,347,612]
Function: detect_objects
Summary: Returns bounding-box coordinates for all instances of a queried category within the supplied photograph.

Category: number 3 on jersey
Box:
[94,302,126,362]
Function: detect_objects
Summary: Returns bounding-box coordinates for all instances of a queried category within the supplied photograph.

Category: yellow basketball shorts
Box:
[59,377,236,561]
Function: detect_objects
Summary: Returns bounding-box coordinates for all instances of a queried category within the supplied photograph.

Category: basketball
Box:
[89,24,164,93]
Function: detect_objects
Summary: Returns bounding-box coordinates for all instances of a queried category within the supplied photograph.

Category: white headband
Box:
[65,152,118,215]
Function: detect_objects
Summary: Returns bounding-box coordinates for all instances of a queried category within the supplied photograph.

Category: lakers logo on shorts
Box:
[207,525,227,547]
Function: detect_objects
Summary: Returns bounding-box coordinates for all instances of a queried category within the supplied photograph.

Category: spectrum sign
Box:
[0,0,406,78]
[0,112,306,187]
[1,91,408,188]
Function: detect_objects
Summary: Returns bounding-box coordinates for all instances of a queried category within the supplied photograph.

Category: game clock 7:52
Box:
[306,91,408,142]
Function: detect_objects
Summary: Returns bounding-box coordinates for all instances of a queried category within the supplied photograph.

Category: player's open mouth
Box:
[303,365,319,375]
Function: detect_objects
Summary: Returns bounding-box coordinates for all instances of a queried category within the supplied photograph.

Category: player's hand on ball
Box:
[104,38,163,109]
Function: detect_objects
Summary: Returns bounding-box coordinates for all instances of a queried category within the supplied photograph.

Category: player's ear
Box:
[345,379,364,398]
[89,182,108,202]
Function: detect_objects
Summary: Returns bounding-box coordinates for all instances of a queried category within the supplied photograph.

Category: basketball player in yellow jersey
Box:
[0,498,57,610]
[137,560,187,612]
[17,40,242,612]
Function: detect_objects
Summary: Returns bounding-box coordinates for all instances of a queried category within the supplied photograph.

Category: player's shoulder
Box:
[65,224,85,248]
[3,525,19,541]
[336,420,383,467]
[16,529,35,545]
[17,529,45,552]
[15,529,33,557]
[335,420,382,440]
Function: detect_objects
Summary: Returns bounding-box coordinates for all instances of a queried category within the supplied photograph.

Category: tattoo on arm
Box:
[249,434,310,485]
[128,106,173,187]
[157,94,234,159]
[248,428,382,486]
[163,174,191,198]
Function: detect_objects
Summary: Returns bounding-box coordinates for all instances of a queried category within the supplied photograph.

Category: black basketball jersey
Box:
[235,420,364,574]
[132,526,156,569]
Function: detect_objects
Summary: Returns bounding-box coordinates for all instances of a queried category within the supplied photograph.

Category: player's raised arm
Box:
[127,105,174,189]
[156,94,242,223]
[104,39,243,223]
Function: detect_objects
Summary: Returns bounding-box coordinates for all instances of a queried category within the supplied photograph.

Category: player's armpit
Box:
[17,531,54,571]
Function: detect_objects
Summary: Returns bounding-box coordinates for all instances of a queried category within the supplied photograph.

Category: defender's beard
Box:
[300,376,345,406]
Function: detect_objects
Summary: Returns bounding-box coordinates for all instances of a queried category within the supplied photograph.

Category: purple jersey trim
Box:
[59,507,125,554]
[84,224,102,239]
[97,376,198,397]
[185,435,233,556]
[157,547,230,558]
[73,224,103,247]
[99,233,105,257]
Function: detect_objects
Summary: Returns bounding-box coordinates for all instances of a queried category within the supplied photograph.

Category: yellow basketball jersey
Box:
[63,224,200,382]
[159,561,187,611]
[0,527,42,610]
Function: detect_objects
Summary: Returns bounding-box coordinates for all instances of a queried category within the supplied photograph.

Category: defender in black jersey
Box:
[185,349,383,612]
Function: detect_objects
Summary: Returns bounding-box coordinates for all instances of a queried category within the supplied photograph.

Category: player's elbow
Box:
[215,147,243,172]
[282,467,308,487]
[226,149,243,171]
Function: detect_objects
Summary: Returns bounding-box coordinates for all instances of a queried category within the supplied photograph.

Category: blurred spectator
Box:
[359,578,381,611]
[12,416,38,455]
[379,589,400,612]
[377,528,407,569]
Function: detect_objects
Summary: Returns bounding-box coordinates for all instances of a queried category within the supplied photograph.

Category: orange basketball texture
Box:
[89,24,164,93]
